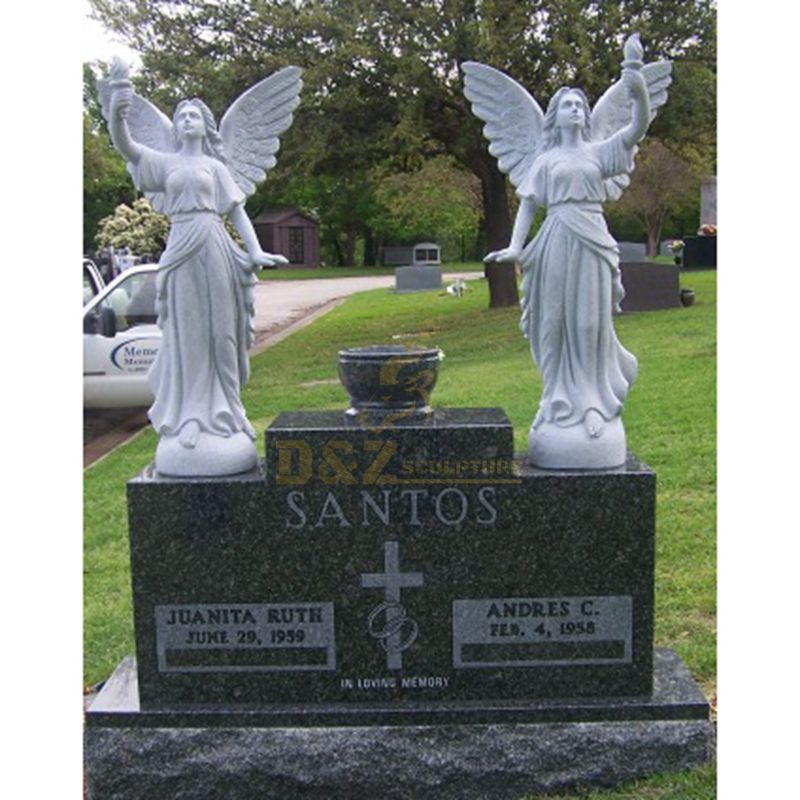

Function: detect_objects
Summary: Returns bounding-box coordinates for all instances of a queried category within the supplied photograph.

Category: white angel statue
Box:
[98,59,303,477]
[462,34,671,469]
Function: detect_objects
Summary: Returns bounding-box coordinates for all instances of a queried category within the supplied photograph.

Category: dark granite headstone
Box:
[86,372,712,797]
[682,235,717,269]
[122,409,654,710]
[394,265,442,292]
[619,262,681,311]
[617,241,647,262]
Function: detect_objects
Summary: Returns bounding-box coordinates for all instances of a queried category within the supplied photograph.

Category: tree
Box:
[89,1,716,295]
[83,63,135,251]
[613,139,697,256]
[373,157,482,261]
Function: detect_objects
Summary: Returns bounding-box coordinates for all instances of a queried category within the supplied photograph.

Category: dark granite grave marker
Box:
[619,262,682,311]
[86,351,713,799]
[120,408,655,712]
[394,264,443,292]
[682,235,717,269]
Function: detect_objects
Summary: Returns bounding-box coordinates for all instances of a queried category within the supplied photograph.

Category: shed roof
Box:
[252,206,319,225]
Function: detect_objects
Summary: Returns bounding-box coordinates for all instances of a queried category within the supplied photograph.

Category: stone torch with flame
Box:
[109,56,133,121]
[621,33,645,96]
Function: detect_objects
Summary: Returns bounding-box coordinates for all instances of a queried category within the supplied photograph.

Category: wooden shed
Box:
[252,207,320,268]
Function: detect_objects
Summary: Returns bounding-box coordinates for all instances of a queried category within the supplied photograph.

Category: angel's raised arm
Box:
[97,59,175,169]
[107,87,143,165]
[590,37,672,152]
[619,69,651,149]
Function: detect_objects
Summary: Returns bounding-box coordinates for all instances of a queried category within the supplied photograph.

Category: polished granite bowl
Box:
[338,345,441,417]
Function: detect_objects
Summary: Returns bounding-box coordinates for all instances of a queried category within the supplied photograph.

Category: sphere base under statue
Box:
[154,431,257,477]
[528,416,627,469]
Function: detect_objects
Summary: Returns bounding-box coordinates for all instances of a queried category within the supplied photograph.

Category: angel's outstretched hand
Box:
[484,247,522,264]
[251,251,289,268]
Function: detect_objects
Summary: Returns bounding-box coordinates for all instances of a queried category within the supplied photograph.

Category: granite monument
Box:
[85,38,712,800]
[86,345,712,799]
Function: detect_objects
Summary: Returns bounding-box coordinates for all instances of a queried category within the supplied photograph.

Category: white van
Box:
[83,258,105,305]
[83,264,160,408]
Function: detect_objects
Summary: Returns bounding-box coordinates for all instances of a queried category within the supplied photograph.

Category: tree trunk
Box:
[480,160,518,307]
[646,211,666,257]
[363,227,376,267]
[647,227,658,258]
[332,237,346,267]
[344,226,357,267]
[486,263,520,309]
[481,164,512,252]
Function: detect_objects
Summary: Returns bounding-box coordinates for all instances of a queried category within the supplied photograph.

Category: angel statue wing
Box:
[461,62,544,189]
[219,66,303,198]
[591,60,673,200]
[96,75,176,213]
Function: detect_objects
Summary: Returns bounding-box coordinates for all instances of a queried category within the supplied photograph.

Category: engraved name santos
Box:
[285,486,498,529]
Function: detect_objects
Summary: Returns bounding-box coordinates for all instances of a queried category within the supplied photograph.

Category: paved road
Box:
[84,272,482,466]
[250,272,479,345]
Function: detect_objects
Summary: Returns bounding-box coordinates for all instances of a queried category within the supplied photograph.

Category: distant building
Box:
[252,207,320,268]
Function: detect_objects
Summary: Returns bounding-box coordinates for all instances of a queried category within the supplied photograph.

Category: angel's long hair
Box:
[173,99,227,163]
[541,87,592,152]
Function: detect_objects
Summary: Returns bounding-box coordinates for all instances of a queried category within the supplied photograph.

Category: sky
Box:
[82,0,142,68]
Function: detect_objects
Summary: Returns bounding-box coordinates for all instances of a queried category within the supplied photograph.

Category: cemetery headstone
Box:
[392,242,443,292]
[619,262,681,311]
[394,264,443,292]
[86,34,713,800]
[86,347,713,799]
[683,235,717,269]
[617,241,648,262]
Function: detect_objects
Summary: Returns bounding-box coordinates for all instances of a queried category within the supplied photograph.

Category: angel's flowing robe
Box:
[517,132,638,431]
[130,149,256,441]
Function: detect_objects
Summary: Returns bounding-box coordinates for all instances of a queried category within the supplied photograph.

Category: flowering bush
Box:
[96,197,245,257]
[95,198,169,258]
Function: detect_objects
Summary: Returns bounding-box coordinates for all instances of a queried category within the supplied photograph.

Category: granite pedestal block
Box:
[394,264,442,292]
[123,410,654,708]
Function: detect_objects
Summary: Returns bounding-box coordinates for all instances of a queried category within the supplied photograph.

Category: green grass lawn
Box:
[255,260,485,280]
[84,270,716,799]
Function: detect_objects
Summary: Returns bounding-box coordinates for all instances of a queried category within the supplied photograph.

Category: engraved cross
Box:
[360,541,423,669]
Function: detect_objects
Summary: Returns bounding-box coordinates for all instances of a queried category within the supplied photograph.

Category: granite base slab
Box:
[85,650,713,799]
[87,649,706,728]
